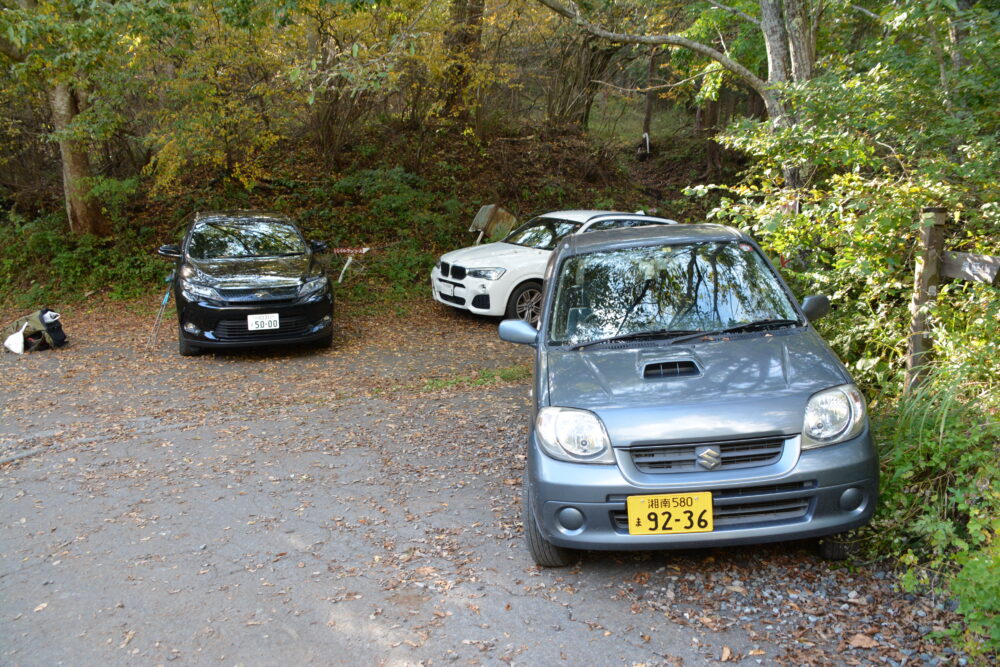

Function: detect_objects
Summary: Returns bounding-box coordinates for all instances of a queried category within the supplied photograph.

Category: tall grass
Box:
[874,365,999,652]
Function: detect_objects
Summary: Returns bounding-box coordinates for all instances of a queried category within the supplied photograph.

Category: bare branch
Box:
[534,0,774,107]
[849,4,881,21]
[594,66,725,95]
[705,1,760,27]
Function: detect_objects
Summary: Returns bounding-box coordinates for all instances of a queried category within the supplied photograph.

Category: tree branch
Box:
[849,4,881,21]
[534,0,775,107]
[705,1,760,27]
[594,66,724,95]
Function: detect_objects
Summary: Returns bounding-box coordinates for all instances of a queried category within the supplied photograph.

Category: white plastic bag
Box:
[3,323,28,354]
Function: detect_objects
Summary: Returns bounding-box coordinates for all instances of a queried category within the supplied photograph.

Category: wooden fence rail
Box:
[904,207,1000,391]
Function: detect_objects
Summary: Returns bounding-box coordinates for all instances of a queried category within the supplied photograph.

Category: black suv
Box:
[157,211,334,355]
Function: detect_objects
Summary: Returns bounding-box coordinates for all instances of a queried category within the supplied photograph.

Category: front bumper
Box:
[177,292,333,349]
[527,429,878,551]
[430,266,509,317]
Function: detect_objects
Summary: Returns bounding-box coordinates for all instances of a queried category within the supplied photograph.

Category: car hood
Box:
[440,242,549,267]
[187,255,316,287]
[544,329,851,445]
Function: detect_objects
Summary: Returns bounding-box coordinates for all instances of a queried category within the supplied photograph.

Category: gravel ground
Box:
[0,298,968,665]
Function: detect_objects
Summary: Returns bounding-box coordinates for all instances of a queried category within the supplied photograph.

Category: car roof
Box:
[192,210,295,225]
[538,210,677,225]
[558,223,748,257]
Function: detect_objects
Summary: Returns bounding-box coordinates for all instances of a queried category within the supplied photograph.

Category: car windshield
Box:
[549,240,800,345]
[503,217,581,250]
[187,220,306,260]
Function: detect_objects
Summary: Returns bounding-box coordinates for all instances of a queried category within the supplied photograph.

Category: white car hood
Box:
[440,242,549,269]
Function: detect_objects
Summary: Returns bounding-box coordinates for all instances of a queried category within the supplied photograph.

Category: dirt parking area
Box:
[1,300,965,665]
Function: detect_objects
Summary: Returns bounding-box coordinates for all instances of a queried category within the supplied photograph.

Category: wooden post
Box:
[905,207,947,391]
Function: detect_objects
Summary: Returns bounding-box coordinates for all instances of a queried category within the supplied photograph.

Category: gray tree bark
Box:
[47,83,112,237]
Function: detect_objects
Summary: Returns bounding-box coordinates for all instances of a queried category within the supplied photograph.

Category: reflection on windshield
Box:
[187,220,306,260]
[549,241,799,345]
[503,217,581,250]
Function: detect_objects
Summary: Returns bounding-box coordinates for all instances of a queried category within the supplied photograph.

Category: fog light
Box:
[183,322,202,335]
[839,487,864,512]
[477,283,488,293]
[321,315,332,325]
[556,507,584,531]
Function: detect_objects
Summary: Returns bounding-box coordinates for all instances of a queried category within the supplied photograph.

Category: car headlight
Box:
[179,279,221,302]
[802,384,866,449]
[535,407,615,463]
[298,276,329,299]
[466,267,506,280]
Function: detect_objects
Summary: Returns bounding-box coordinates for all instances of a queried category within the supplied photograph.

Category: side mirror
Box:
[801,294,831,322]
[499,319,539,346]
[158,244,181,259]
[309,240,328,253]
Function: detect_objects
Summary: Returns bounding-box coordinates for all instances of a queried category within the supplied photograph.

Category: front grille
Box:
[440,261,450,277]
[217,286,299,303]
[631,435,786,473]
[451,265,467,280]
[214,316,311,341]
[610,481,814,532]
[439,293,465,306]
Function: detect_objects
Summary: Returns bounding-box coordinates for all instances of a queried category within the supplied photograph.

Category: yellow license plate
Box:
[626,492,714,535]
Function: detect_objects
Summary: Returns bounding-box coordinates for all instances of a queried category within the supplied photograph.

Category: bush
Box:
[0,211,166,306]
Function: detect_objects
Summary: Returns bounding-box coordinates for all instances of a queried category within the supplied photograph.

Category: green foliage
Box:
[951,545,1000,649]
[423,364,532,391]
[0,211,165,306]
[684,2,1000,649]
[875,367,1000,654]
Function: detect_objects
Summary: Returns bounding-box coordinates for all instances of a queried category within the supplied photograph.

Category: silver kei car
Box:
[499,223,878,566]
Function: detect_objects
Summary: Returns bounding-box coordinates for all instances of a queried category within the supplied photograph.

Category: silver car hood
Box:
[544,329,850,446]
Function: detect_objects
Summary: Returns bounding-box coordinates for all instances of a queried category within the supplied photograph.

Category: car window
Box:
[187,220,306,260]
[503,217,582,250]
[583,218,666,232]
[549,240,799,345]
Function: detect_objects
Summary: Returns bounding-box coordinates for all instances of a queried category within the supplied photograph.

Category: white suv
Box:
[431,210,677,325]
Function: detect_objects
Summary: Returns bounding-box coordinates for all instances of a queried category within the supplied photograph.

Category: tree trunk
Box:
[443,0,485,118]
[783,0,815,82]
[47,83,111,237]
[641,48,658,140]
[759,0,791,85]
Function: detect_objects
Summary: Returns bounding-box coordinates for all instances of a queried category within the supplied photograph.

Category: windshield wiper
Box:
[566,329,700,351]
[667,319,802,346]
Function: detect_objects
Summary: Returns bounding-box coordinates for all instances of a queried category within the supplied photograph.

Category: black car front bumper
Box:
[177,292,333,349]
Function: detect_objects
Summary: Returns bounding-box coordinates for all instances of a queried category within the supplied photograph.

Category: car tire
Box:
[506,281,543,327]
[814,534,853,561]
[317,329,334,349]
[178,327,200,357]
[523,472,575,567]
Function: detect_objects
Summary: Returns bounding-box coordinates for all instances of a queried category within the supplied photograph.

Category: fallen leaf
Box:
[848,633,878,649]
[33,603,48,613]
[721,645,733,661]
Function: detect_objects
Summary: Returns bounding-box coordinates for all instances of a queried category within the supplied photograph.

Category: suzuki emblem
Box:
[696,445,722,471]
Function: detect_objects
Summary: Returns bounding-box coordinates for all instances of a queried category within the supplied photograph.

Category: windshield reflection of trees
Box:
[551,242,797,343]
[504,218,580,250]
[189,222,305,259]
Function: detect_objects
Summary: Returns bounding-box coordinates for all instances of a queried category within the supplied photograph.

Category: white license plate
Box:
[247,313,280,331]
[439,282,455,297]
